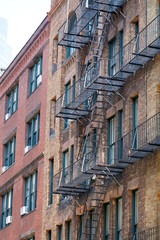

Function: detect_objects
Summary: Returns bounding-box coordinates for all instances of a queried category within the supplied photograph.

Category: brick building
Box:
[42,0,160,239]
[0,16,50,240]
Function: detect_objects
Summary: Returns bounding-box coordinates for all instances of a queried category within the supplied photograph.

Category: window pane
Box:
[1,190,13,228]
[105,204,110,236]
[27,113,40,147]
[65,82,71,106]
[108,117,115,165]
[135,191,138,224]
[25,172,37,212]
[63,150,69,184]
[7,94,12,114]
[4,137,16,167]
[118,198,122,231]
[12,88,17,112]
[58,225,62,240]
[37,60,41,76]
[5,143,9,166]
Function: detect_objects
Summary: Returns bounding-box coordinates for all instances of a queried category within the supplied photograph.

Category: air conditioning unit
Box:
[5,112,11,121]
[24,146,31,154]
[37,75,42,86]
[6,216,12,224]
[20,206,28,216]
[2,166,8,173]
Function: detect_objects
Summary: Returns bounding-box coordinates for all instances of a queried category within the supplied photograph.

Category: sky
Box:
[0,0,51,60]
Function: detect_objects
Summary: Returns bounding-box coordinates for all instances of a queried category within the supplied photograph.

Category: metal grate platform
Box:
[58,0,124,48]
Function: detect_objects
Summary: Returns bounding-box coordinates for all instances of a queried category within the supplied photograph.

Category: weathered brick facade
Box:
[1,0,160,239]
[0,17,50,240]
[42,0,160,239]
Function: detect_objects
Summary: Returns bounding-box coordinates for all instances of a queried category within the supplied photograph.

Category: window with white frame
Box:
[6,85,18,118]
[30,57,42,94]
[27,112,40,148]
[1,189,13,229]
[24,171,37,213]
[4,136,16,167]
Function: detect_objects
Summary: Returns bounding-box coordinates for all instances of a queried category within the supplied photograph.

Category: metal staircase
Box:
[82,12,110,83]
[77,176,110,240]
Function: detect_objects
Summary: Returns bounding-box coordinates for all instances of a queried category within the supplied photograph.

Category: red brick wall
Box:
[0,16,50,240]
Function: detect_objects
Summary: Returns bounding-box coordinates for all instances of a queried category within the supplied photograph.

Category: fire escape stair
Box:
[77,176,111,240]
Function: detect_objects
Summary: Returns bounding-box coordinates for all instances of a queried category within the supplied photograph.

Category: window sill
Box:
[4,110,17,123]
[60,195,72,203]
[21,208,36,218]
[24,143,39,156]
[27,82,42,99]
[46,204,53,210]
[1,163,15,175]
[0,222,12,231]
[63,51,76,67]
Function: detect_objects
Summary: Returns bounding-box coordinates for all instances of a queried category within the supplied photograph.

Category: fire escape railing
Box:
[58,0,124,48]
[56,13,160,120]
[123,225,160,240]
[53,112,160,194]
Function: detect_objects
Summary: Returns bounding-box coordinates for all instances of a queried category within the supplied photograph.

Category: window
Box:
[116,197,122,240]
[26,237,35,240]
[30,57,42,94]
[119,30,123,69]
[89,210,94,240]
[58,225,62,240]
[67,221,71,240]
[108,116,115,165]
[79,215,84,239]
[85,63,92,87]
[118,110,123,160]
[24,171,37,212]
[135,21,139,53]
[50,98,56,136]
[4,136,16,167]
[65,81,71,106]
[62,150,69,184]
[104,203,110,240]
[108,38,116,76]
[132,189,138,238]
[64,82,71,129]
[48,230,52,240]
[86,13,98,36]
[66,13,76,60]
[1,189,13,229]
[93,128,96,154]
[52,37,58,75]
[49,159,54,205]
[70,145,74,180]
[27,112,40,147]
[64,118,70,130]
[72,76,76,101]
[66,47,76,60]
[132,96,138,149]
[6,84,18,117]
[83,135,91,172]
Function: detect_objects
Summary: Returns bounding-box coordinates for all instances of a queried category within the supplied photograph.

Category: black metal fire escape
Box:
[53,0,160,238]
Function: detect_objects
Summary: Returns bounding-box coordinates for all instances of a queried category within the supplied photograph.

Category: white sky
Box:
[0,0,51,60]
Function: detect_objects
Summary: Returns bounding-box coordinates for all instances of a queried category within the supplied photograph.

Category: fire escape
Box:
[53,0,160,238]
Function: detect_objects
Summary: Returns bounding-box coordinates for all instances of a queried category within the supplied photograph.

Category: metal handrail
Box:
[55,13,160,117]
[53,111,160,191]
